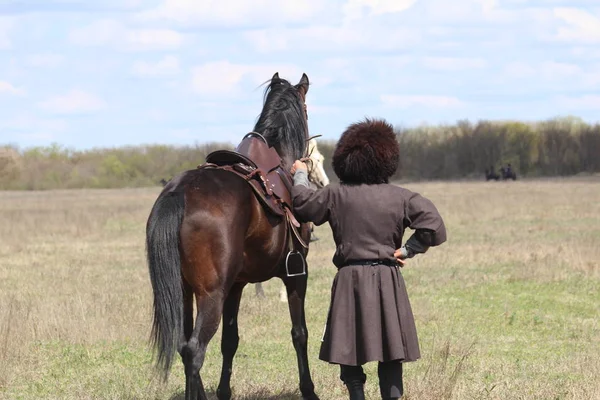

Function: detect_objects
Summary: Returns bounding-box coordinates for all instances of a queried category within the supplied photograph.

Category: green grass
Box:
[1,180,599,399]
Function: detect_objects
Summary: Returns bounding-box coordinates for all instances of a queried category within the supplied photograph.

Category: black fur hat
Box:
[332,118,399,184]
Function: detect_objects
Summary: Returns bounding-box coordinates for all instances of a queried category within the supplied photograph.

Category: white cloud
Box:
[504,61,537,78]
[69,19,120,46]
[120,0,145,8]
[306,58,358,88]
[242,30,289,53]
[422,57,487,70]
[0,81,25,96]
[478,0,497,13]
[553,8,600,43]
[381,94,464,108]
[6,0,600,150]
[126,29,183,50]
[26,53,64,68]
[242,0,554,54]
[420,0,553,35]
[424,0,499,22]
[582,67,600,86]
[555,94,600,110]
[0,113,68,142]
[304,55,413,89]
[191,61,301,97]
[131,55,180,76]
[504,61,583,80]
[69,19,184,51]
[503,60,600,90]
[244,23,421,53]
[570,46,600,59]
[38,90,106,114]
[0,16,15,49]
[539,61,581,78]
[343,0,417,21]
[136,0,324,27]
[13,0,146,12]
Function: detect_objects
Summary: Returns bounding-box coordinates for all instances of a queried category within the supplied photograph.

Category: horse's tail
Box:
[145,188,185,380]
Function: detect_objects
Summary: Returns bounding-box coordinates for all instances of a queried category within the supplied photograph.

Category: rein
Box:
[300,135,322,170]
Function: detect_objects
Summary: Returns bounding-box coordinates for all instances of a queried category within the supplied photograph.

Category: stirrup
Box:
[285,250,306,277]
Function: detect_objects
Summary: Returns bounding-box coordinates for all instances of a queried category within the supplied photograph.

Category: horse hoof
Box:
[216,387,232,400]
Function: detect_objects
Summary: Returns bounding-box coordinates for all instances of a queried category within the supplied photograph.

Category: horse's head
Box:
[306,138,330,188]
[254,72,310,170]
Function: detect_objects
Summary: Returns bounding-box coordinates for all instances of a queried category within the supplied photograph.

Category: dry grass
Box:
[1,180,599,399]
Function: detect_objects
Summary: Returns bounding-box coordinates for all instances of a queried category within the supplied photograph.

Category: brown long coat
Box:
[292,182,446,366]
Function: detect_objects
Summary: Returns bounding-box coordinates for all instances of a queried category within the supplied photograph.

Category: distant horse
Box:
[145,73,320,400]
[305,138,330,242]
[485,166,500,181]
[159,178,169,187]
[254,137,330,301]
[306,138,330,188]
[502,164,517,180]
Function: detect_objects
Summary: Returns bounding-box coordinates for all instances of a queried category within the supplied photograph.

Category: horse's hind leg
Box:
[180,280,194,349]
[175,280,197,399]
[181,289,226,400]
[216,282,246,400]
[283,274,320,400]
[254,282,265,298]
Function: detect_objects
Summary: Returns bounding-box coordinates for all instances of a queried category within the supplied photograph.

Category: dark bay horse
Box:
[145,73,320,400]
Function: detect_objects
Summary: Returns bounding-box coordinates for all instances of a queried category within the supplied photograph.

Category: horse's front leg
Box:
[283,273,320,400]
[254,282,265,298]
[216,282,246,400]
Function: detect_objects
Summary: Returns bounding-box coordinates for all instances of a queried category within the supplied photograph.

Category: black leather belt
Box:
[340,259,398,268]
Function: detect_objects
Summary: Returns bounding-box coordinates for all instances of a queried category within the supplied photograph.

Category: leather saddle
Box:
[200,132,309,253]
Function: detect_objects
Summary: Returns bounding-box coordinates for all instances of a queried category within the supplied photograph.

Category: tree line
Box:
[1,116,598,190]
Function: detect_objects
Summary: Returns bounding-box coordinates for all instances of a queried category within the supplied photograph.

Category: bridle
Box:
[252,85,320,175]
[297,87,322,170]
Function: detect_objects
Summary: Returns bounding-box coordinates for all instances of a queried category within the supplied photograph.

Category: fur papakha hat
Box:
[332,118,399,184]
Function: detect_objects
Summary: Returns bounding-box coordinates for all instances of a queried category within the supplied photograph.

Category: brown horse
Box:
[145,73,320,400]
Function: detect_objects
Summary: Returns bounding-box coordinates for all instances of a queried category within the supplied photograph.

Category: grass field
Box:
[1,179,599,400]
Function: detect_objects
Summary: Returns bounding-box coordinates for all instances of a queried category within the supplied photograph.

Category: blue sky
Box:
[1,0,599,150]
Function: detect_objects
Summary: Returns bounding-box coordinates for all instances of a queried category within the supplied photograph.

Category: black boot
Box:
[345,378,365,400]
[378,361,403,399]
[340,365,366,400]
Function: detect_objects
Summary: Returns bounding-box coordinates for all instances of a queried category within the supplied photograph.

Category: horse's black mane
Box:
[253,77,308,165]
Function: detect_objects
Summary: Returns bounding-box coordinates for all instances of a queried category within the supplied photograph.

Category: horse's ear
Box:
[297,73,309,94]
[272,72,280,81]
